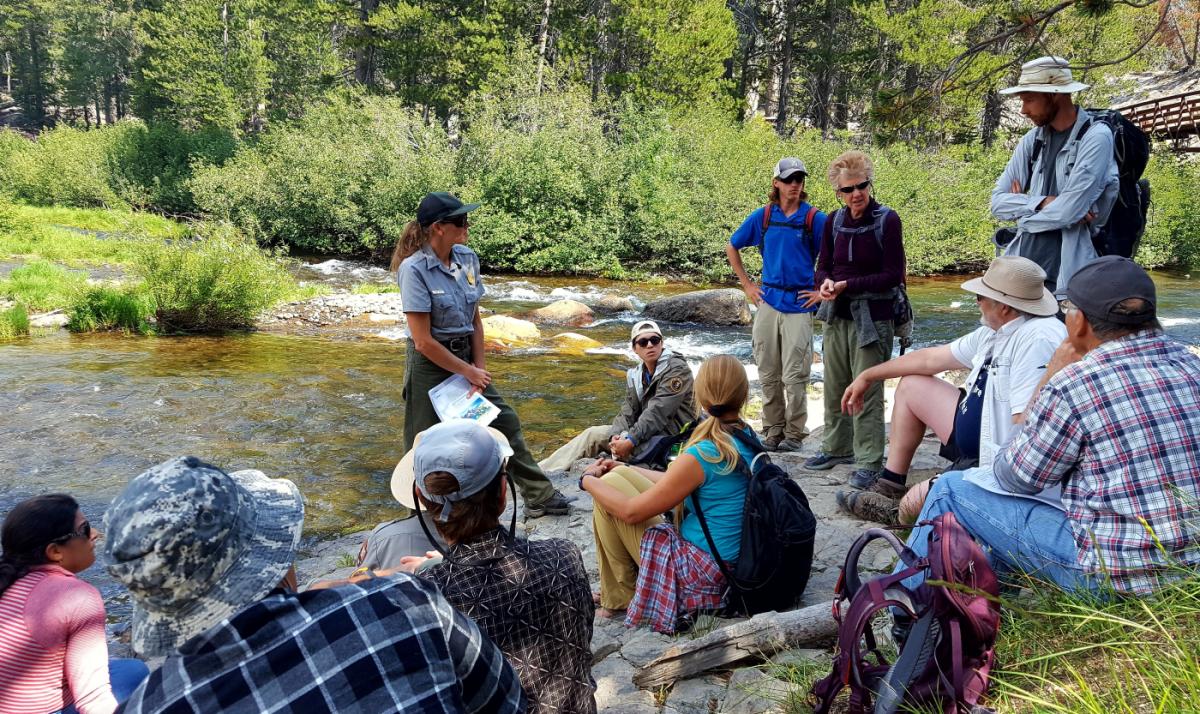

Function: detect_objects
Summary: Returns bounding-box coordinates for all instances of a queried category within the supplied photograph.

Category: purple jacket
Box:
[814,200,906,322]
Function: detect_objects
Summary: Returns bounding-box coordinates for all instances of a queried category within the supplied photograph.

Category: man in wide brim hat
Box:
[989,56,1119,300]
[832,256,1066,525]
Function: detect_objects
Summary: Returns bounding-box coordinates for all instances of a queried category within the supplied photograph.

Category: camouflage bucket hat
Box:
[103,456,304,657]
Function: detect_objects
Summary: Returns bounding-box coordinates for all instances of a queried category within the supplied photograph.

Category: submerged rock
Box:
[529,299,595,326]
[482,314,541,350]
[549,332,603,354]
[642,288,751,326]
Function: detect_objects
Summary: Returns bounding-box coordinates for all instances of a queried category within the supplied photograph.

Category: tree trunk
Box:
[535,0,553,93]
[590,0,611,102]
[355,0,379,87]
[774,0,797,136]
[633,603,840,689]
[3,51,10,94]
[979,89,1003,147]
[221,3,230,66]
[29,28,46,129]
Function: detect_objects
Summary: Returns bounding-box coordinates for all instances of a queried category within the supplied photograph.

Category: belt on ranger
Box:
[438,335,472,353]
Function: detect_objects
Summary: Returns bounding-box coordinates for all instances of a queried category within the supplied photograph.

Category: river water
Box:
[2,263,1197,612]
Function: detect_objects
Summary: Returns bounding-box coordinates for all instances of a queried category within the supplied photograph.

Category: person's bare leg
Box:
[884,375,959,476]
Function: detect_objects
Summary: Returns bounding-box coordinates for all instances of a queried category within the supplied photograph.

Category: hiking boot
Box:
[803,453,854,471]
[776,437,805,453]
[761,433,783,452]
[836,489,899,525]
[524,490,572,518]
[848,470,907,499]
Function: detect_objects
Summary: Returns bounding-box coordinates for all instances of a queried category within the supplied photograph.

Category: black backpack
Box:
[1020,108,1151,259]
[689,428,817,616]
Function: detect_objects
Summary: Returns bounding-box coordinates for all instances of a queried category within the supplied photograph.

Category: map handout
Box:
[429,374,501,426]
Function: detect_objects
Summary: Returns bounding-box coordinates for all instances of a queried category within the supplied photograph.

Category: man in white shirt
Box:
[835,256,1066,524]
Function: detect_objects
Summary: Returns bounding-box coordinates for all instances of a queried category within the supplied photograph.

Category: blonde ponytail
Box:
[683,355,750,473]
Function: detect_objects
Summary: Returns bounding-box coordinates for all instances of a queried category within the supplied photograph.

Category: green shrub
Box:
[67,285,155,333]
[108,123,238,212]
[1139,153,1200,269]
[134,223,292,332]
[190,93,456,255]
[0,304,30,340]
[0,261,87,312]
[3,125,126,207]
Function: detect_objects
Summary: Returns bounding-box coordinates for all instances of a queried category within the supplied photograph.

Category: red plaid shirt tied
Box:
[997,330,1200,593]
[624,524,727,634]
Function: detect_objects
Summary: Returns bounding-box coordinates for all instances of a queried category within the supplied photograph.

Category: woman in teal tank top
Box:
[580,355,753,633]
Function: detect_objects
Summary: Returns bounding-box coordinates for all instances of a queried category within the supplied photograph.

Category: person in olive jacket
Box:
[539,320,696,472]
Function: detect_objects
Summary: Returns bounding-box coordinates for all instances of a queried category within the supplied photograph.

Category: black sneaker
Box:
[524,490,571,518]
[802,453,854,471]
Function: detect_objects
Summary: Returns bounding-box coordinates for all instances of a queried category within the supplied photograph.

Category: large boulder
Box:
[482,314,541,351]
[528,299,594,327]
[592,294,637,314]
[641,288,751,326]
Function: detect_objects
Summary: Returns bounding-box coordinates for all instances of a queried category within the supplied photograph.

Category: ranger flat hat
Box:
[999,56,1089,95]
[104,456,304,657]
[391,420,513,516]
[961,255,1059,317]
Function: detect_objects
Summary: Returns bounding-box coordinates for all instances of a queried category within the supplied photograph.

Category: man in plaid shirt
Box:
[104,456,526,713]
[900,257,1200,595]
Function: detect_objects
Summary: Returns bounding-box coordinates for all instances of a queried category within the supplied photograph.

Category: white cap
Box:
[630,319,661,342]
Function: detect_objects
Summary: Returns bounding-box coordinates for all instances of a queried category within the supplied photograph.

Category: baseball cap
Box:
[103,456,304,657]
[391,420,513,520]
[417,192,480,227]
[1065,256,1157,325]
[773,157,807,180]
[630,319,662,342]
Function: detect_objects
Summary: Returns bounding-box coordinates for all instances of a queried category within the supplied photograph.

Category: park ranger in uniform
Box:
[539,320,696,472]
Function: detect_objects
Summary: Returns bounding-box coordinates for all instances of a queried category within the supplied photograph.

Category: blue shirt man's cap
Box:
[103,456,304,657]
[391,420,514,520]
[417,192,480,227]
[773,157,807,180]
[1066,256,1157,325]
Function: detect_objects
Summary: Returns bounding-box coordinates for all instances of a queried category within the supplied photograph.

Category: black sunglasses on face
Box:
[634,335,662,348]
[837,179,872,195]
[52,520,91,544]
[777,173,806,185]
[439,215,469,228]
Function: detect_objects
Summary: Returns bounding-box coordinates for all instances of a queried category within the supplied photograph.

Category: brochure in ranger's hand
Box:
[429,374,501,426]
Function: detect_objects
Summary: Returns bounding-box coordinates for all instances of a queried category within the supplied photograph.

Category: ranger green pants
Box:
[402,342,555,508]
[820,318,893,471]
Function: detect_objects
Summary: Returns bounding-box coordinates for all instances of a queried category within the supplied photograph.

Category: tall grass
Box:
[67,285,154,333]
[0,304,30,340]
[0,261,86,312]
[134,223,292,332]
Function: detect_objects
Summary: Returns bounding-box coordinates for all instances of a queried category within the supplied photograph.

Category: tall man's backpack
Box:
[1010,109,1152,259]
[758,202,820,295]
[810,514,1001,714]
[689,428,817,616]
[830,205,915,353]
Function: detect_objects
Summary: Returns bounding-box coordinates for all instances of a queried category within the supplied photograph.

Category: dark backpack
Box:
[629,418,700,471]
[1016,109,1151,259]
[689,428,817,616]
[810,513,1001,714]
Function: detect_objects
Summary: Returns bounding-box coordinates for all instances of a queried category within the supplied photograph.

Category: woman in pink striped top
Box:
[0,495,147,714]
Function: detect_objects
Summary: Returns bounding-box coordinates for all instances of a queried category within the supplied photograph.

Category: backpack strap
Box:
[805,204,818,234]
[761,203,772,232]
[1024,133,1044,194]
[689,486,745,610]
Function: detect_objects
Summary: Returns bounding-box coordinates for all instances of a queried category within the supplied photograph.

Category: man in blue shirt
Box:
[725,157,828,451]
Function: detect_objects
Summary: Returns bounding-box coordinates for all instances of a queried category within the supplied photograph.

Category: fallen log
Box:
[633,602,839,689]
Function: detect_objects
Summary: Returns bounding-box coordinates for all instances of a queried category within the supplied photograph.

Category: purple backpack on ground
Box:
[810,513,1002,714]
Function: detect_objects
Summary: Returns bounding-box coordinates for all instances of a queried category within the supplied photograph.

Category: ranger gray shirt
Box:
[398,243,485,341]
[611,350,697,445]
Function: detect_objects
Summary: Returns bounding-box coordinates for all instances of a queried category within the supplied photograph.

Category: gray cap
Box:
[103,456,304,657]
[773,157,807,180]
[391,420,513,520]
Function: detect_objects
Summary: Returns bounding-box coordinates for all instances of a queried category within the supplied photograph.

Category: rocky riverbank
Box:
[199,406,943,714]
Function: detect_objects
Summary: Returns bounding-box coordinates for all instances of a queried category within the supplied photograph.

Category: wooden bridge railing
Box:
[1114,89,1200,151]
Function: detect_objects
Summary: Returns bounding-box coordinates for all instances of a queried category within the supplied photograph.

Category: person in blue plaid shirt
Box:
[899,257,1200,596]
[103,456,526,714]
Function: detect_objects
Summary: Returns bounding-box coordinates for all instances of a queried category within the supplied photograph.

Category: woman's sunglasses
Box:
[52,520,92,544]
[777,173,806,185]
[439,215,469,228]
[633,335,662,348]
[837,180,872,195]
